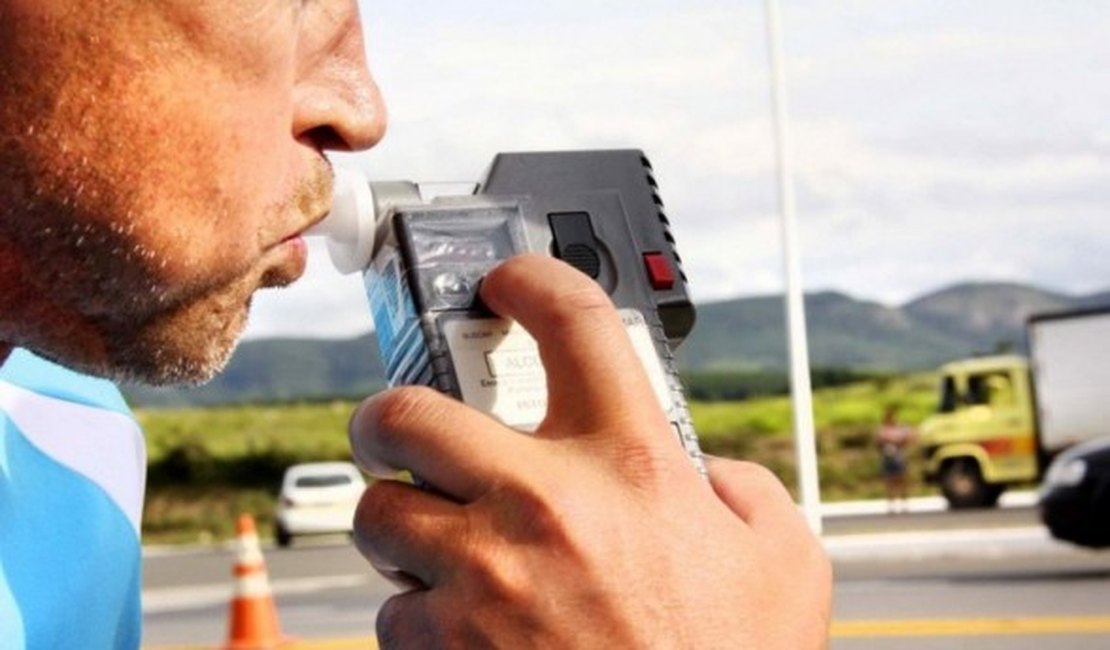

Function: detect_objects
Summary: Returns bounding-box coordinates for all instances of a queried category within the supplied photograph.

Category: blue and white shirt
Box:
[0,349,145,649]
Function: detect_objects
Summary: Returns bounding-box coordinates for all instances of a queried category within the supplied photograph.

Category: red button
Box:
[643,252,676,290]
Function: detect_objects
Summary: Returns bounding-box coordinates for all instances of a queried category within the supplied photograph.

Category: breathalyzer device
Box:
[311,150,706,476]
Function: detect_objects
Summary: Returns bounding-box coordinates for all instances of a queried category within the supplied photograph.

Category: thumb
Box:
[479,254,665,435]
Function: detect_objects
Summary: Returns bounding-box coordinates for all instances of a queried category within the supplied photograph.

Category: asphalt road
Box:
[831,531,1110,649]
[142,504,1110,649]
[822,503,1040,535]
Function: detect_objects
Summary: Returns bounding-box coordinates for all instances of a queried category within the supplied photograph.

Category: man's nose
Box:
[293,4,387,153]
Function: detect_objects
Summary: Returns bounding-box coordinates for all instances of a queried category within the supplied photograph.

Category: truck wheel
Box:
[940,458,1002,509]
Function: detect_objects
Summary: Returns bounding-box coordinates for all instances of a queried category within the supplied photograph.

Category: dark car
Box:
[1039,437,1110,548]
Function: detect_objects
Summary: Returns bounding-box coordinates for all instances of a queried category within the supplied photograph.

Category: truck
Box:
[920,306,1110,508]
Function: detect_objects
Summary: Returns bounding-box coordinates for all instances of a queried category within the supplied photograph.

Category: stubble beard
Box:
[101,272,259,386]
[0,132,312,386]
[0,126,330,386]
[0,176,262,386]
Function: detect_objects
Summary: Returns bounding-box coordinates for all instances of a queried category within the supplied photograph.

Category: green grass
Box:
[136,374,942,543]
[691,373,939,502]
[140,400,354,463]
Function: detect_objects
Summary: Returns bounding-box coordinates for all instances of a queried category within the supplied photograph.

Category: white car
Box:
[274,462,366,547]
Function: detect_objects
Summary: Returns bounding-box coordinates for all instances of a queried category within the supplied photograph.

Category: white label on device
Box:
[443,309,674,430]
[620,309,676,416]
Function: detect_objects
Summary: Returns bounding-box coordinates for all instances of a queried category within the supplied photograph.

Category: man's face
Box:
[0,0,385,384]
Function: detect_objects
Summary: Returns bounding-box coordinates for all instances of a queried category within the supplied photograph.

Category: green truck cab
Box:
[920,355,1038,508]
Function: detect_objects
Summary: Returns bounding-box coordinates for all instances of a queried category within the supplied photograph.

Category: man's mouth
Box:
[273,203,330,250]
[279,168,335,246]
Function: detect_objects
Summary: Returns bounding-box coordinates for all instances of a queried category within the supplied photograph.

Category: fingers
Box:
[349,385,533,501]
[704,456,810,534]
[479,254,665,434]
[353,479,464,588]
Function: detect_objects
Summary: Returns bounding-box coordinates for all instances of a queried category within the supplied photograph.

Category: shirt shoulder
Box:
[0,349,144,649]
[0,348,131,416]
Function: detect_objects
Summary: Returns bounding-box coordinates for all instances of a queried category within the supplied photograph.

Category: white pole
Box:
[764,0,823,535]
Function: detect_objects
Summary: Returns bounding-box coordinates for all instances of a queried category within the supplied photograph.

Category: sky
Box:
[244,0,1110,340]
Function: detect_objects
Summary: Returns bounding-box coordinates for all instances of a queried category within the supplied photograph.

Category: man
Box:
[0,0,831,648]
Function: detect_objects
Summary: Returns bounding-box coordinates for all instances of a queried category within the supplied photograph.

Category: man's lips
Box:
[259,236,309,289]
[281,234,307,250]
[277,208,330,247]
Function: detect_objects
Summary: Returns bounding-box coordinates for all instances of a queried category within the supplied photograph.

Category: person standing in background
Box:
[877,405,915,514]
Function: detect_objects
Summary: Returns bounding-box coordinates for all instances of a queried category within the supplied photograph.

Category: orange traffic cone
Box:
[222,513,293,650]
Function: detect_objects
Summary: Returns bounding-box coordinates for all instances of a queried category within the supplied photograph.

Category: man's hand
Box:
[348,254,831,649]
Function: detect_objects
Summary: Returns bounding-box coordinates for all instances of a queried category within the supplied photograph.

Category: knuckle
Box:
[585,424,681,490]
[471,558,535,610]
[736,461,792,500]
[610,436,678,486]
[460,485,585,601]
[546,284,614,327]
[503,479,580,545]
[436,505,498,579]
[560,279,613,310]
[353,481,399,538]
[780,519,831,572]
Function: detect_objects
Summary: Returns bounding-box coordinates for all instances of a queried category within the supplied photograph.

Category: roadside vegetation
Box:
[137,373,940,544]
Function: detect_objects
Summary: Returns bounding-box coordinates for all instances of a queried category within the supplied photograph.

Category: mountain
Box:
[1076,290,1110,310]
[902,282,1074,353]
[122,281,1109,407]
[124,336,387,407]
[680,290,969,372]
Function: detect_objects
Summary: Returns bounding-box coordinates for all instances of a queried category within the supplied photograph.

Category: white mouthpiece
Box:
[307,167,376,274]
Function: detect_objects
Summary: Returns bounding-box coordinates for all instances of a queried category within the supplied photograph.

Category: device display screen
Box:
[402,207,528,312]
